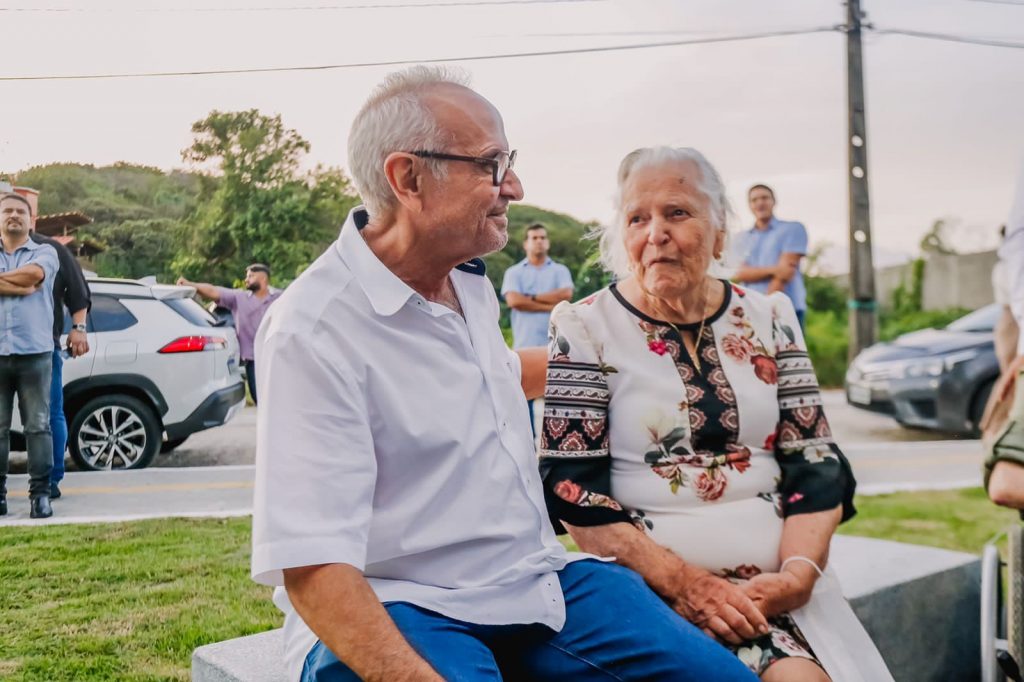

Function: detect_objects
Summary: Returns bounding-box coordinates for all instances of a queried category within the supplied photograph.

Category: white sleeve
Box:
[251,327,376,586]
[1000,154,1024,354]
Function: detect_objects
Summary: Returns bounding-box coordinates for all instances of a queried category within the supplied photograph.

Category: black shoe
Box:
[0,495,6,516]
[50,482,61,499]
[30,495,53,519]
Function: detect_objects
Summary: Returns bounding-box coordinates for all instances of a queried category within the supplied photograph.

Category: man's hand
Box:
[176,277,191,286]
[668,565,769,644]
[740,569,816,619]
[67,329,90,358]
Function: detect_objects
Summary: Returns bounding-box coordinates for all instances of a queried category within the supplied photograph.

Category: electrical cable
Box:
[0,26,838,81]
[873,27,1024,49]
[0,0,604,13]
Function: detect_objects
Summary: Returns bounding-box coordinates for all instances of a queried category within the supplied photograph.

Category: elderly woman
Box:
[539,147,885,681]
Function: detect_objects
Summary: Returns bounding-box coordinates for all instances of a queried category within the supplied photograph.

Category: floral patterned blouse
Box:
[539,281,856,576]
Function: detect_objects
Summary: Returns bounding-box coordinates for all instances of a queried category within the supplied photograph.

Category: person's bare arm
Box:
[505,291,557,312]
[988,461,1024,509]
[534,287,574,305]
[0,280,35,296]
[284,564,443,682]
[564,521,768,644]
[515,347,548,400]
[0,264,45,287]
[765,253,803,294]
[733,264,779,284]
[741,505,842,617]
[176,277,222,302]
[995,306,1020,373]
[67,308,90,357]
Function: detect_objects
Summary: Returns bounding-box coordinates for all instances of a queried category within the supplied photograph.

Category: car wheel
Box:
[68,395,161,471]
[160,436,189,454]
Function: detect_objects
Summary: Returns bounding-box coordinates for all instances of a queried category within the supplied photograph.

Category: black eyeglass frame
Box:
[410,149,517,186]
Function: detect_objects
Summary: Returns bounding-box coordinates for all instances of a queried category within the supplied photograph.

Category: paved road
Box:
[0,391,985,526]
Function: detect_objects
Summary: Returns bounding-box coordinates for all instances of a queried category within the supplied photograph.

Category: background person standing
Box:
[177,264,280,405]
[0,193,59,519]
[733,184,809,328]
[501,224,573,431]
[29,223,90,500]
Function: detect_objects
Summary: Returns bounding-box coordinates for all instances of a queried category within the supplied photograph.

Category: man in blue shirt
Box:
[733,184,809,328]
[501,224,573,431]
[0,193,59,519]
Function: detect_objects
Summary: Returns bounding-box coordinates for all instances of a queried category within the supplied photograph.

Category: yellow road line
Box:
[6,480,253,498]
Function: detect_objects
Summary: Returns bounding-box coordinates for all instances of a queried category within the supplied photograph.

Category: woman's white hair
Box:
[347,65,471,217]
[596,146,732,280]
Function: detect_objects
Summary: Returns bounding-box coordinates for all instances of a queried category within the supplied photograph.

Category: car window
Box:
[163,298,220,327]
[946,303,999,333]
[89,295,139,333]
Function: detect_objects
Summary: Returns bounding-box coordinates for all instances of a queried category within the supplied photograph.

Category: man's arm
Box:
[68,308,90,357]
[284,564,442,682]
[505,291,558,312]
[0,280,35,296]
[534,287,573,305]
[766,252,803,294]
[996,306,1020,372]
[732,264,779,284]
[176,277,222,302]
[515,347,547,399]
[0,264,45,287]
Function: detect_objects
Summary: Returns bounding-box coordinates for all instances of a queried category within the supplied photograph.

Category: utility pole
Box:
[845,0,877,360]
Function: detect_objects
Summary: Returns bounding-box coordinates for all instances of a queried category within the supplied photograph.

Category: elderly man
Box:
[251,68,756,682]
[0,193,59,519]
[987,155,1024,510]
[177,264,280,404]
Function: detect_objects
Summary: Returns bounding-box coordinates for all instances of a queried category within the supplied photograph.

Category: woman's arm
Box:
[566,521,768,644]
[741,505,842,617]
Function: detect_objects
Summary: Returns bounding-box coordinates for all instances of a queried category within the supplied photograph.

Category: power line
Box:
[0,26,838,81]
[0,0,602,12]
[966,0,1024,6]
[873,27,1024,49]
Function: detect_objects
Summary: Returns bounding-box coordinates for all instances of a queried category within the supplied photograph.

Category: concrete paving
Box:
[0,390,986,526]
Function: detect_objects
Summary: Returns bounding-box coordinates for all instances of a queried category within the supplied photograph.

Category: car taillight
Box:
[158,336,227,353]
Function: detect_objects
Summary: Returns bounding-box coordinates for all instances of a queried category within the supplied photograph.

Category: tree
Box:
[174,110,359,285]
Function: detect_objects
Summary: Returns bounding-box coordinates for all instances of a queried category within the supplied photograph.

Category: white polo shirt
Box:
[1003,154,1024,355]
[251,208,572,681]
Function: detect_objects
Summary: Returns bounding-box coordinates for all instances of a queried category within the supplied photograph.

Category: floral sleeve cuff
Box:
[539,457,633,534]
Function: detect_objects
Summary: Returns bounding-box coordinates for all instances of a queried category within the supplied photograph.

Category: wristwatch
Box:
[71,323,87,333]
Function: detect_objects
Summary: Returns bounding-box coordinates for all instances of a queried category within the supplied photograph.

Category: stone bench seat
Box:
[193,535,981,682]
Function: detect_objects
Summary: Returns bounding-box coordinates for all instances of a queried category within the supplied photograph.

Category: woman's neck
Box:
[619,276,724,325]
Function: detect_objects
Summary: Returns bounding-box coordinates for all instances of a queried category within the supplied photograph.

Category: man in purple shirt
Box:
[178,264,281,404]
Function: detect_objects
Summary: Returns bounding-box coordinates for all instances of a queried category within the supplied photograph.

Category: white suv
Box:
[12,278,247,470]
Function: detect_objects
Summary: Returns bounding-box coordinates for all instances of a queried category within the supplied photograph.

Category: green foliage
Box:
[890,257,926,315]
[804,275,847,315]
[87,218,184,281]
[175,110,359,285]
[804,309,849,388]
[879,307,971,342]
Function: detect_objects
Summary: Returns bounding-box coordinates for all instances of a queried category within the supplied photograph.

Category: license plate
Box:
[848,384,872,405]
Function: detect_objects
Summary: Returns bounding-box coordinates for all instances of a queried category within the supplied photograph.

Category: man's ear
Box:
[383,152,424,213]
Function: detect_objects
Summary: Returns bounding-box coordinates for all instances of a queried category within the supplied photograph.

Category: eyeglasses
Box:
[410,149,517,187]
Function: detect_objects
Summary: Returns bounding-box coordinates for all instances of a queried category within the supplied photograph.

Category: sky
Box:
[2,0,1023,274]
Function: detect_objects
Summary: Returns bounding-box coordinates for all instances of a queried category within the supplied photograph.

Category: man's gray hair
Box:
[347,66,471,217]
[596,146,732,280]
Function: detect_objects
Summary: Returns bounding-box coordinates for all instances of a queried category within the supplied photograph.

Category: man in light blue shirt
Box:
[501,224,573,432]
[0,193,59,519]
[733,184,809,328]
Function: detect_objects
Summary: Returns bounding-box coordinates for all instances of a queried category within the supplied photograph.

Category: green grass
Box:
[0,517,278,681]
[0,489,1018,680]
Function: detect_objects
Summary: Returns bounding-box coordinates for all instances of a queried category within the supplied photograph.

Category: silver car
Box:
[12,278,247,470]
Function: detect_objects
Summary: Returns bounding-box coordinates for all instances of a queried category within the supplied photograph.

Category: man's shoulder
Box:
[775,218,807,233]
[261,247,360,337]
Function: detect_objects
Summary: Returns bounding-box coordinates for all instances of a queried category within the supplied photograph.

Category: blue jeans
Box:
[50,349,67,484]
[243,360,258,405]
[0,352,54,498]
[302,560,757,681]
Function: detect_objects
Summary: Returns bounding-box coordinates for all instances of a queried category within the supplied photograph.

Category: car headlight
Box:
[891,349,980,379]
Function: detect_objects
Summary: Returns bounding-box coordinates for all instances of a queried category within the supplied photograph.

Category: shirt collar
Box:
[750,216,780,233]
[522,257,553,267]
[0,235,42,254]
[336,207,418,317]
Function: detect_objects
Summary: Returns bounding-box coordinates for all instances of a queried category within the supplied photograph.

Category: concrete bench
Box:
[193,535,981,682]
